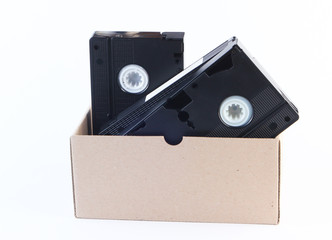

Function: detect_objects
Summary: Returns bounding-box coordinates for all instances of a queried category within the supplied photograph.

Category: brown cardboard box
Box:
[70,112,280,224]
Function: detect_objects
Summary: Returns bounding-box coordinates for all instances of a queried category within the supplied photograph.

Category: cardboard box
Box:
[70,111,280,224]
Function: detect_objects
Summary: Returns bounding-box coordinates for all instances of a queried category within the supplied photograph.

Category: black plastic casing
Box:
[99,38,299,143]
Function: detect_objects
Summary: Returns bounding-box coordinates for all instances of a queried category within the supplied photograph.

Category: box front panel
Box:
[71,133,280,224]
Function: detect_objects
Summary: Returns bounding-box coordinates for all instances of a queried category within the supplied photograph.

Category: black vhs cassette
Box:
[90,31,184,134]
[99,37,299,144]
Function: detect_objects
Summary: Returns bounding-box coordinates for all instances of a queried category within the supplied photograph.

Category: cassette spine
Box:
[90,37,111,134]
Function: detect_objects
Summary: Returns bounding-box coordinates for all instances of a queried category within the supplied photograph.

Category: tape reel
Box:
[219,95,253,127]
[118,64,149,94]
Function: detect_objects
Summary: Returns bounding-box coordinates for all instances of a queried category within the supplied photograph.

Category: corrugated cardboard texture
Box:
[70,113,280,224]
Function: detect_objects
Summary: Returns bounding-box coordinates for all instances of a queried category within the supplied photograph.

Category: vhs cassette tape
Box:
[99,37,299,144]
[90,31,184,134]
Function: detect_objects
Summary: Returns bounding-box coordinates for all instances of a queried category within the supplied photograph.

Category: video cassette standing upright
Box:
[90,31,184,134]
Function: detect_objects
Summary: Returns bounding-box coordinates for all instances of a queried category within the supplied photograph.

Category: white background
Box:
[0,0,331,239]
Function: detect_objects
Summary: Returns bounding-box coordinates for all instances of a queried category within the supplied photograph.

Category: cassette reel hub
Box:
[219,95,253,127]
[118,64,149,94]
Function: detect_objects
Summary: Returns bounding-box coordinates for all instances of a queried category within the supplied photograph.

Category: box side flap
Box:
[70,137,78,218]
[74,111,91,135]
[277,139,281,224]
